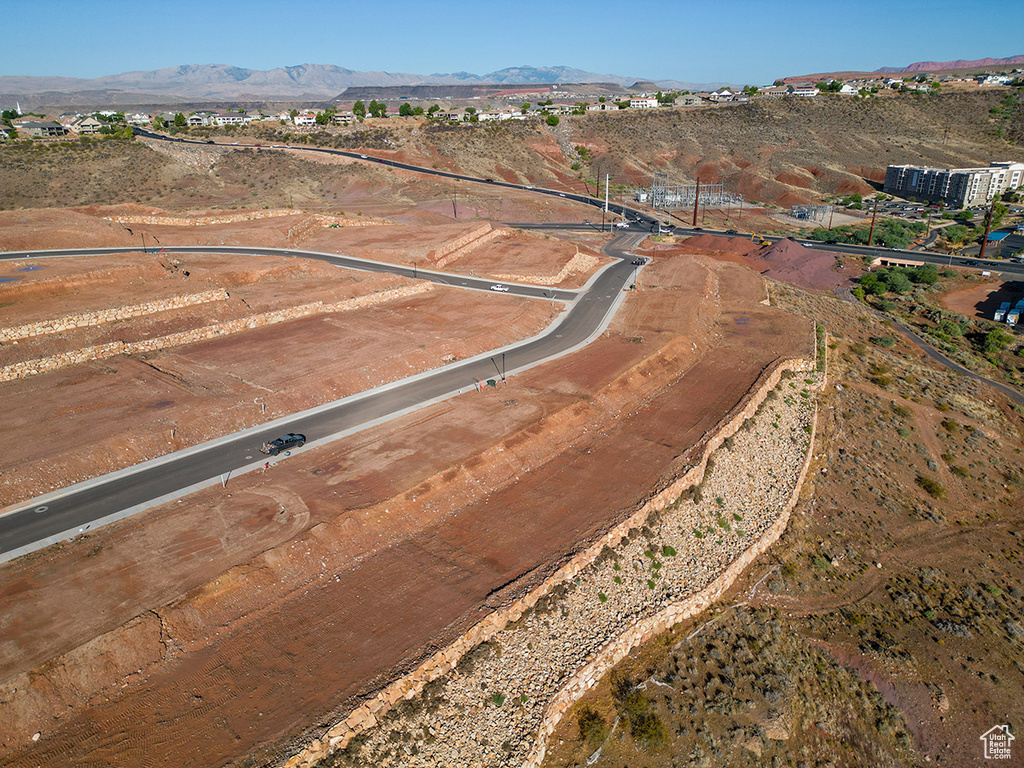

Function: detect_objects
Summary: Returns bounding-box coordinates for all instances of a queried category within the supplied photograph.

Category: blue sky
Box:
[3,0,1022,85]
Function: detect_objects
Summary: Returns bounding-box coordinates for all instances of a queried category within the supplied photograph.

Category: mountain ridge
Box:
[0,63,723,104]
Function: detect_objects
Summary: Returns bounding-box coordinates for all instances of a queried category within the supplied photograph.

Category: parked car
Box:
[260,433,306,456]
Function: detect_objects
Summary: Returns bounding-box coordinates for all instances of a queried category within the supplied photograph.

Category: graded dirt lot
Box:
[0,236,810,767]
[940,278,1024,320]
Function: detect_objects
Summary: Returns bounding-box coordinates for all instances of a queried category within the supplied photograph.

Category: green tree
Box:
[989,202,1009,229]
[289,108,299,119]
[954,209,974,222]
[943,224,971,246]
[173,112,186,127]
[884,269,913,295]
[427,104,440,116]
[315,111,329,125]
[399,102,414,117]
[546,114,560,126]
[983,328,1012,354]
[352,100,366,120]
[413,106,424,116]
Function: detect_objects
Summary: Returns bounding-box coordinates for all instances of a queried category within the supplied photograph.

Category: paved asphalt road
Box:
[3,128,1021,559]
[0,232,647,562]
[132,129,1024,277]
[0,245,578,302]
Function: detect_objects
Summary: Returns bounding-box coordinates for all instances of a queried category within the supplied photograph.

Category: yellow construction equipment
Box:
[751,233,770,246]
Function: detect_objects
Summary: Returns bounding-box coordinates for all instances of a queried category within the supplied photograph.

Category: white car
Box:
[360,154,368,159]
[490,284,509,292]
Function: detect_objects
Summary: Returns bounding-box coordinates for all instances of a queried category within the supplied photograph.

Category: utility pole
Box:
[692,178,700,227]
[827,205,835,230]
[978,199,995,260]
[867,197,879,247]
[452,188,457,219]
[598,174,606,231]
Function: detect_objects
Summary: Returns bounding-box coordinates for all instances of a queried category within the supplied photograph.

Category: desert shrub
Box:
[577,706,608,744]
[870,335,896,348]
[915,474,945,498]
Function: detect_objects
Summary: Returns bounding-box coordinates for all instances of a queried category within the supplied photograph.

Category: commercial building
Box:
[883,161,1024,208]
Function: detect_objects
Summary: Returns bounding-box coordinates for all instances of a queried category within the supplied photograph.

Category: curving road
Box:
[0,233,648,563]
[4,127,1019,561]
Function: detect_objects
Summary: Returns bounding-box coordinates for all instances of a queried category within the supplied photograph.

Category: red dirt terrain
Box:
[940,278,1024,320]
[658,234,856,291]
[0,239,811,767]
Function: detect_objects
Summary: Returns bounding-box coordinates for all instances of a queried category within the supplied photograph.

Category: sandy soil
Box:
[0,244,811,767]
[940,279,1024,319]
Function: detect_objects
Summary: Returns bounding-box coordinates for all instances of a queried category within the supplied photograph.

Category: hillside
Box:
[4,90,1017,214]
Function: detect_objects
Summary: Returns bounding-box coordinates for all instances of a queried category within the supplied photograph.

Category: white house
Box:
[978,75,1012,86]
[293,112,317,126]
[708,88,735,102]
[838,83,859,95]
[629,97,659,109]
[788,84,820,97]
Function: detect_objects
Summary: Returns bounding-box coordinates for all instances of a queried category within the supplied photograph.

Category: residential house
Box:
[71,116,103,134]
[707,88,735,102]
[186,114,209,127]
[330,112,356,125]
[757,86,790,99]
[629,97,659,109]
[214,113,246,126]
[127,113,151,125]
[674,94,703,106]
[838,83,860,95]
[19,121,67,138]
[978,75,1012,86]
[293,112,317,126]
[587,102,618,111]
[787,84,820,97]
[0,127,12,140]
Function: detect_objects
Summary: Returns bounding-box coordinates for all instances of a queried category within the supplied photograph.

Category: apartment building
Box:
[883,161,1024,208]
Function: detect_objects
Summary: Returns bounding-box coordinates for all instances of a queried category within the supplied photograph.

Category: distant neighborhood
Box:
[2,68,1021,141]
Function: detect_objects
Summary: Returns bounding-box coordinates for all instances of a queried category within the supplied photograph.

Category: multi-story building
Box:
[883,161,1024,207]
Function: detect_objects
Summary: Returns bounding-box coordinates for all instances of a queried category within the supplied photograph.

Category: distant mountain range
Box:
[875,53,1024,73]
[780,53,1023,86]
[0,63,722,105]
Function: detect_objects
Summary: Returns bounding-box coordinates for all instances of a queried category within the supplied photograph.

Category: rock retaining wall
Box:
[105,210,299,227]
[492,252,600,286]
[428,224,498,267]
[0,284,430,382]
[0,289,229,342]
[283,352,815,768]
[287,214,391,244]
